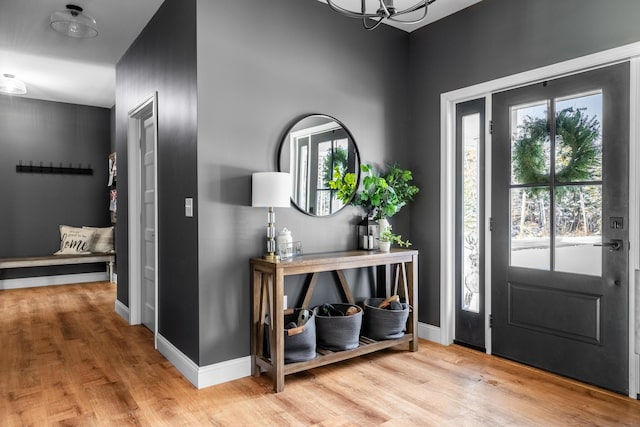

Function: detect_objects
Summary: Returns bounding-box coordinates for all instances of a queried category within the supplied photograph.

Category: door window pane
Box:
[511,101,550,185]
[510,187,550,270]
[555,92,602,182]
[462,113,480,313]
[555,185,602,276]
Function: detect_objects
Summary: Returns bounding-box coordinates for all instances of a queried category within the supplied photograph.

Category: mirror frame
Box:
[277,113,360,217]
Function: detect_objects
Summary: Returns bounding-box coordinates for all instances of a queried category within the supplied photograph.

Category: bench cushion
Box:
[83,226,114,253]
[54,225,95,255]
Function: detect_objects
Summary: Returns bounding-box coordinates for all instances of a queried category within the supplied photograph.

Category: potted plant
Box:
[330,163,419,220]
[378,225,412,252]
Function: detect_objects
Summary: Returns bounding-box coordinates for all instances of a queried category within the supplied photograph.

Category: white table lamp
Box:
[252,172,290,261]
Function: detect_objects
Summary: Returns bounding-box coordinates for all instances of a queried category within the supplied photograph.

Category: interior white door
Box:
[140,116,156,332]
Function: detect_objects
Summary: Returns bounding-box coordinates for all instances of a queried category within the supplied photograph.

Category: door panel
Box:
[141,116,156,332]
[491,63,629,394]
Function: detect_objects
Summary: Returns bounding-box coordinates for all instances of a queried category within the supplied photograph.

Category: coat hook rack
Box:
[16,160,93,175]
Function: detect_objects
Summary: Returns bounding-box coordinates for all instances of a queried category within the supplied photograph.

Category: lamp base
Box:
[263,253,280,262]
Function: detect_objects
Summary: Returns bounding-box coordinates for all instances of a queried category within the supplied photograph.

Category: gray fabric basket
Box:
[265,309,316,363]
[363,298,409,340]
[313,304,362,351]
[283,308,316,363]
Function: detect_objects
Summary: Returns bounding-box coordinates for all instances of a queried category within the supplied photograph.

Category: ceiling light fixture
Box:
[50,4,98,38]
[326,0,436,30]
[0,74,27,95]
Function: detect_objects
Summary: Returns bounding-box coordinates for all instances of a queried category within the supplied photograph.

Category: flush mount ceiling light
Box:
[326,0,436,30]
[50,4,98,38]
[0,74,27,95]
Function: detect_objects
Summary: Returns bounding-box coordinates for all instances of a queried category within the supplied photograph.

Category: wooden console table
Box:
[250,249,418,393]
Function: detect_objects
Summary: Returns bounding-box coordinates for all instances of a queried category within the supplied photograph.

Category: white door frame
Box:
[127,92,159,348]
[440,42,640,398]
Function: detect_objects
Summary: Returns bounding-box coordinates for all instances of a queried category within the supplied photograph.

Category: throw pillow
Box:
[83,226,115,253]
[55,225,95,255]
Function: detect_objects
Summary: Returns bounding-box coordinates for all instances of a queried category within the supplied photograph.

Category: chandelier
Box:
[326,0,436,30]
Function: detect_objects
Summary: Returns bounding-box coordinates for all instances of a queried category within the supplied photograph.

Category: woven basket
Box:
[313,303,362,351]
[362,298,409,340]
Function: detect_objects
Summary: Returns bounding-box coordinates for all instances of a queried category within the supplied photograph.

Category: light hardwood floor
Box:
[1,282,639,426]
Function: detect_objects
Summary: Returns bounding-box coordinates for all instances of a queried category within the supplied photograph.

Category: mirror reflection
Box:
[278,114,360,216]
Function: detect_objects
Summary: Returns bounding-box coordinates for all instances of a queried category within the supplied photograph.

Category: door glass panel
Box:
[511,101,550,185]
[510,187,550,270]
[555,185,602,276]
[462,113,480,313]
[555,92,603,182]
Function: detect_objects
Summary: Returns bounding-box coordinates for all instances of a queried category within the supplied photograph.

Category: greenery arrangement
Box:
[512,107,601,185]
[329,163,419,220]
[512,106,602,238]
[379,225,412,247]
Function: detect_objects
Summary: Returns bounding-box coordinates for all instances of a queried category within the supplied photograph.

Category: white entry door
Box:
[140,116,156,332]
[127,93,158,343]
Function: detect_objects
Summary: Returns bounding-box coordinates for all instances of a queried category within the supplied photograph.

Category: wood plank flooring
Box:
[1,282,639,426]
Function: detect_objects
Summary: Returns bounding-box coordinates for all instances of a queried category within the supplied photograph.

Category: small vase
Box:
[379,241,391,252]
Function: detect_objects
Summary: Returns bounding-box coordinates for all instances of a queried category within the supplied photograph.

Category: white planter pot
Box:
[379,241,391,252]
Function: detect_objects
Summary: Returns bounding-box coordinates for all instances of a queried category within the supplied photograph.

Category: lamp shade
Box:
[252,172,291,208]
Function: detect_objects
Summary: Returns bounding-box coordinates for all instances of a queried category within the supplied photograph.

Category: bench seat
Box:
[0,253,115,284]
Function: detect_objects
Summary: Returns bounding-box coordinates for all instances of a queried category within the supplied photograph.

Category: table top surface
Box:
[250,249,418,273]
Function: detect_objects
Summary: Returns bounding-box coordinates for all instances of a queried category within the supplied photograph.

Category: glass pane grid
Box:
[508,92,603,276]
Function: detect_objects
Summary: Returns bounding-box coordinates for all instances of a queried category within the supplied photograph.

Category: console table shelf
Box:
[250,249,418,393]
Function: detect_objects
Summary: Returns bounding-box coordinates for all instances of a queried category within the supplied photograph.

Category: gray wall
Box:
[115,0,199,361]
[196,0,410,365]
[408,0,640,325]
[0,96,111,261]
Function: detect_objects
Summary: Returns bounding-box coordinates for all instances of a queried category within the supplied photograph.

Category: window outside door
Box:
[455,98,486,350]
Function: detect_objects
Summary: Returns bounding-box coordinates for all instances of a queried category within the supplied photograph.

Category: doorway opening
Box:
[127,93,159,347]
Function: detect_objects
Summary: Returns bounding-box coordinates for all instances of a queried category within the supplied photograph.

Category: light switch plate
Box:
[185,197,193,217]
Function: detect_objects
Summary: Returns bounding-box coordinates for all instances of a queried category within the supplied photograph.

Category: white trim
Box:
[197,357,253,389]
[440,91,456,346]
[418,321,442,343]
[441,40,640,398]
[114,299,130,323]
[629,57,640,398]
[156,334,252,389]
[483,93,493,356]
[0,272,108,290]
[127,104,142,326]
[127,92,159,349]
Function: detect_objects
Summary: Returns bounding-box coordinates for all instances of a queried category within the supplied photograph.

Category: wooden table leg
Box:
[251,268,262,377]
[273,268,285,392]
[407,254,419,352]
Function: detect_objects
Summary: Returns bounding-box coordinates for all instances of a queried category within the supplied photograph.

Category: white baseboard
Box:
[114,299,130,323]
[197,356,252,389]
[156,334,252,389]
[418,322,443,344]
[0,272,109,290]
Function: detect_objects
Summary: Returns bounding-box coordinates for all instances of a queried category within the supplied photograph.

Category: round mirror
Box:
[278,114,360,216]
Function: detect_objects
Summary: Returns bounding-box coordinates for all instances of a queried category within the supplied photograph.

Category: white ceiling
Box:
[0,0,165,108]
[0,0,479,108]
